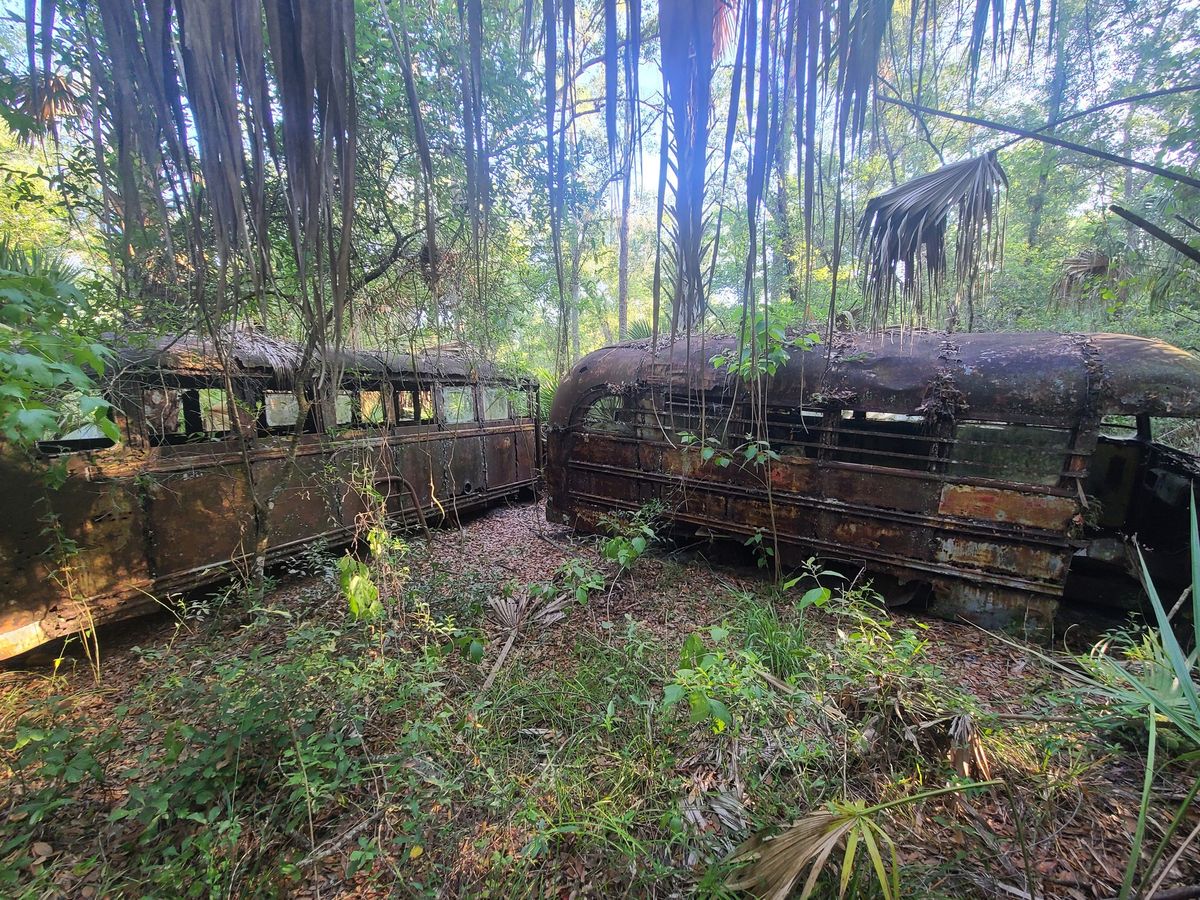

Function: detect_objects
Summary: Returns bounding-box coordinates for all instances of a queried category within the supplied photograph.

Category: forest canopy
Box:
[1,0,1198,384]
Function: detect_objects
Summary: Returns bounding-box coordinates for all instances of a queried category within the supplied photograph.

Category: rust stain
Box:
[547,328,1200,638]
[0,334,540,661]
[938,483,1076,531]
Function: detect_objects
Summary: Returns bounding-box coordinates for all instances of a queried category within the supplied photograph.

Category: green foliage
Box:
[337,554,383,621]
[1075,491,1200,752]
[678,429,733,468]
[556,558,605,604]
[744,528,775,568]
[599,500,662,573]
[0,241,115,445]
[710,315,819,382]
[663,626,766,735]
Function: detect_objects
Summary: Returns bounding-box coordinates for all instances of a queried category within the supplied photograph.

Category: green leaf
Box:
[663,683,684,707]
[859,820,893,900]
[800,587,831,609]
[840,824,861,897]
[98,417,121,443]
[1191,488,1199,662]
[1136,545,1200,727]
[707,698,732,729]
[467,639,484,664]
[687,691,711,723]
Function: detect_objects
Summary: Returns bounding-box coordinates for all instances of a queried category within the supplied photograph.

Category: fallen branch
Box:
[478,608,525,696]
[296,808,386,869]
[1111,206,1200,267]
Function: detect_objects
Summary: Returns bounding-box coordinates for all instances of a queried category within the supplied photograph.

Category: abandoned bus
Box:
[0,331,539,660]
[546,329,1200,638]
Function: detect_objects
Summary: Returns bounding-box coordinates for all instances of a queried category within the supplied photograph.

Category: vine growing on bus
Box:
[709,315,820,383]
[598,501,663,573]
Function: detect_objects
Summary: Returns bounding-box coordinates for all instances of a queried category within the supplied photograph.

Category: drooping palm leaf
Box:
[856,152,1008,329]
[30,0,357,360]
[659,0,717,331]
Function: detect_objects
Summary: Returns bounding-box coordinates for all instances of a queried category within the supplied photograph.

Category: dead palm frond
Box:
[29,0,357,351]
[1054,249,1114,305]
[724,782,999,900]
[857,152,1008,329]
[949,712,993,781]
[658,0,717,332]
[727,809,860,900]
[479,586,574,695]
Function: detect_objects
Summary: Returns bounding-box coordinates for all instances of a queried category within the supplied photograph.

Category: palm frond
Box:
[0,237,80,287]
[1054,249,1115,306]
[856,152,1008,329]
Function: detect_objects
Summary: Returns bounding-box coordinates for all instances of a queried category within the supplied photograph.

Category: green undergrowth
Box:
[2,515,1198,898]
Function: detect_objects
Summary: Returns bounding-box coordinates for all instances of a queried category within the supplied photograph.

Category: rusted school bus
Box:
[547,329,1200,637]
[0,332,539,660]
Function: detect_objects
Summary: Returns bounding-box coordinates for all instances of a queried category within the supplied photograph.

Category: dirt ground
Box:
[2,500,1198,898]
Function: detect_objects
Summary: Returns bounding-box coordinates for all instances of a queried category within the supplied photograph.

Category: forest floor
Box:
[2,500,1198,898]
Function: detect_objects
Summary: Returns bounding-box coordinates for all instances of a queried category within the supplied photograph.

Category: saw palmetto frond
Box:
[856,152,1008,329]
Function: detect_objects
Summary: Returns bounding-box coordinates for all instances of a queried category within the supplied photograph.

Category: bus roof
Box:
[109,331,525,386]
[555,330,1200,425]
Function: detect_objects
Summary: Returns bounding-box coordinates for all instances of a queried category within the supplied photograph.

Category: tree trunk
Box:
[568,233,584,362]
[771,48,800,305]
[617,156,631,340]
[1027,22,1068,248]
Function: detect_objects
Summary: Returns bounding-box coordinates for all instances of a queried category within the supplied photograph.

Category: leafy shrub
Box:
[599,500,663,572]
[663,626,766,734]
[0,241,115,445]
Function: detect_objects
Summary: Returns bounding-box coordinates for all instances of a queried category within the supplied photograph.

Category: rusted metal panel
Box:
[938,483,1076,531]
[817,466,939,513]
[767,456,818,495]
[443,434,485,499]
[936,536,1068,582]
[485,432,517,490]
[546,329,1200,637]
[145,463,254,574]
[515,428,536,482]
[928,581,1058,641]
[0,332,540,660]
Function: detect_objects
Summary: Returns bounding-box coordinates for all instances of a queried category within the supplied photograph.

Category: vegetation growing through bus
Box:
[1,0,1199,895]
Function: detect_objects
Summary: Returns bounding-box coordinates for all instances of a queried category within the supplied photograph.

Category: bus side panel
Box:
[394,436,436,514]
[251,450,338,549]
[484,430,517,491]
[444,433,485,498]
[0,454,151,657]
[144,457,254,575]
[817,466,940,514]
[515,426,536,482]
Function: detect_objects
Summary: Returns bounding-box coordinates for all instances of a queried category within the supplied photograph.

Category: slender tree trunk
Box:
[1027,23,1068,248]
[771,48,800,306]
[568,232,584,362]
[617,157,631,340]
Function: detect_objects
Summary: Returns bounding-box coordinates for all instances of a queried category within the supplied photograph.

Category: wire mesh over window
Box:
[947,421,1072,486]
[831,411,935,470]
[481,386,509,421]
[442,386,475,424]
